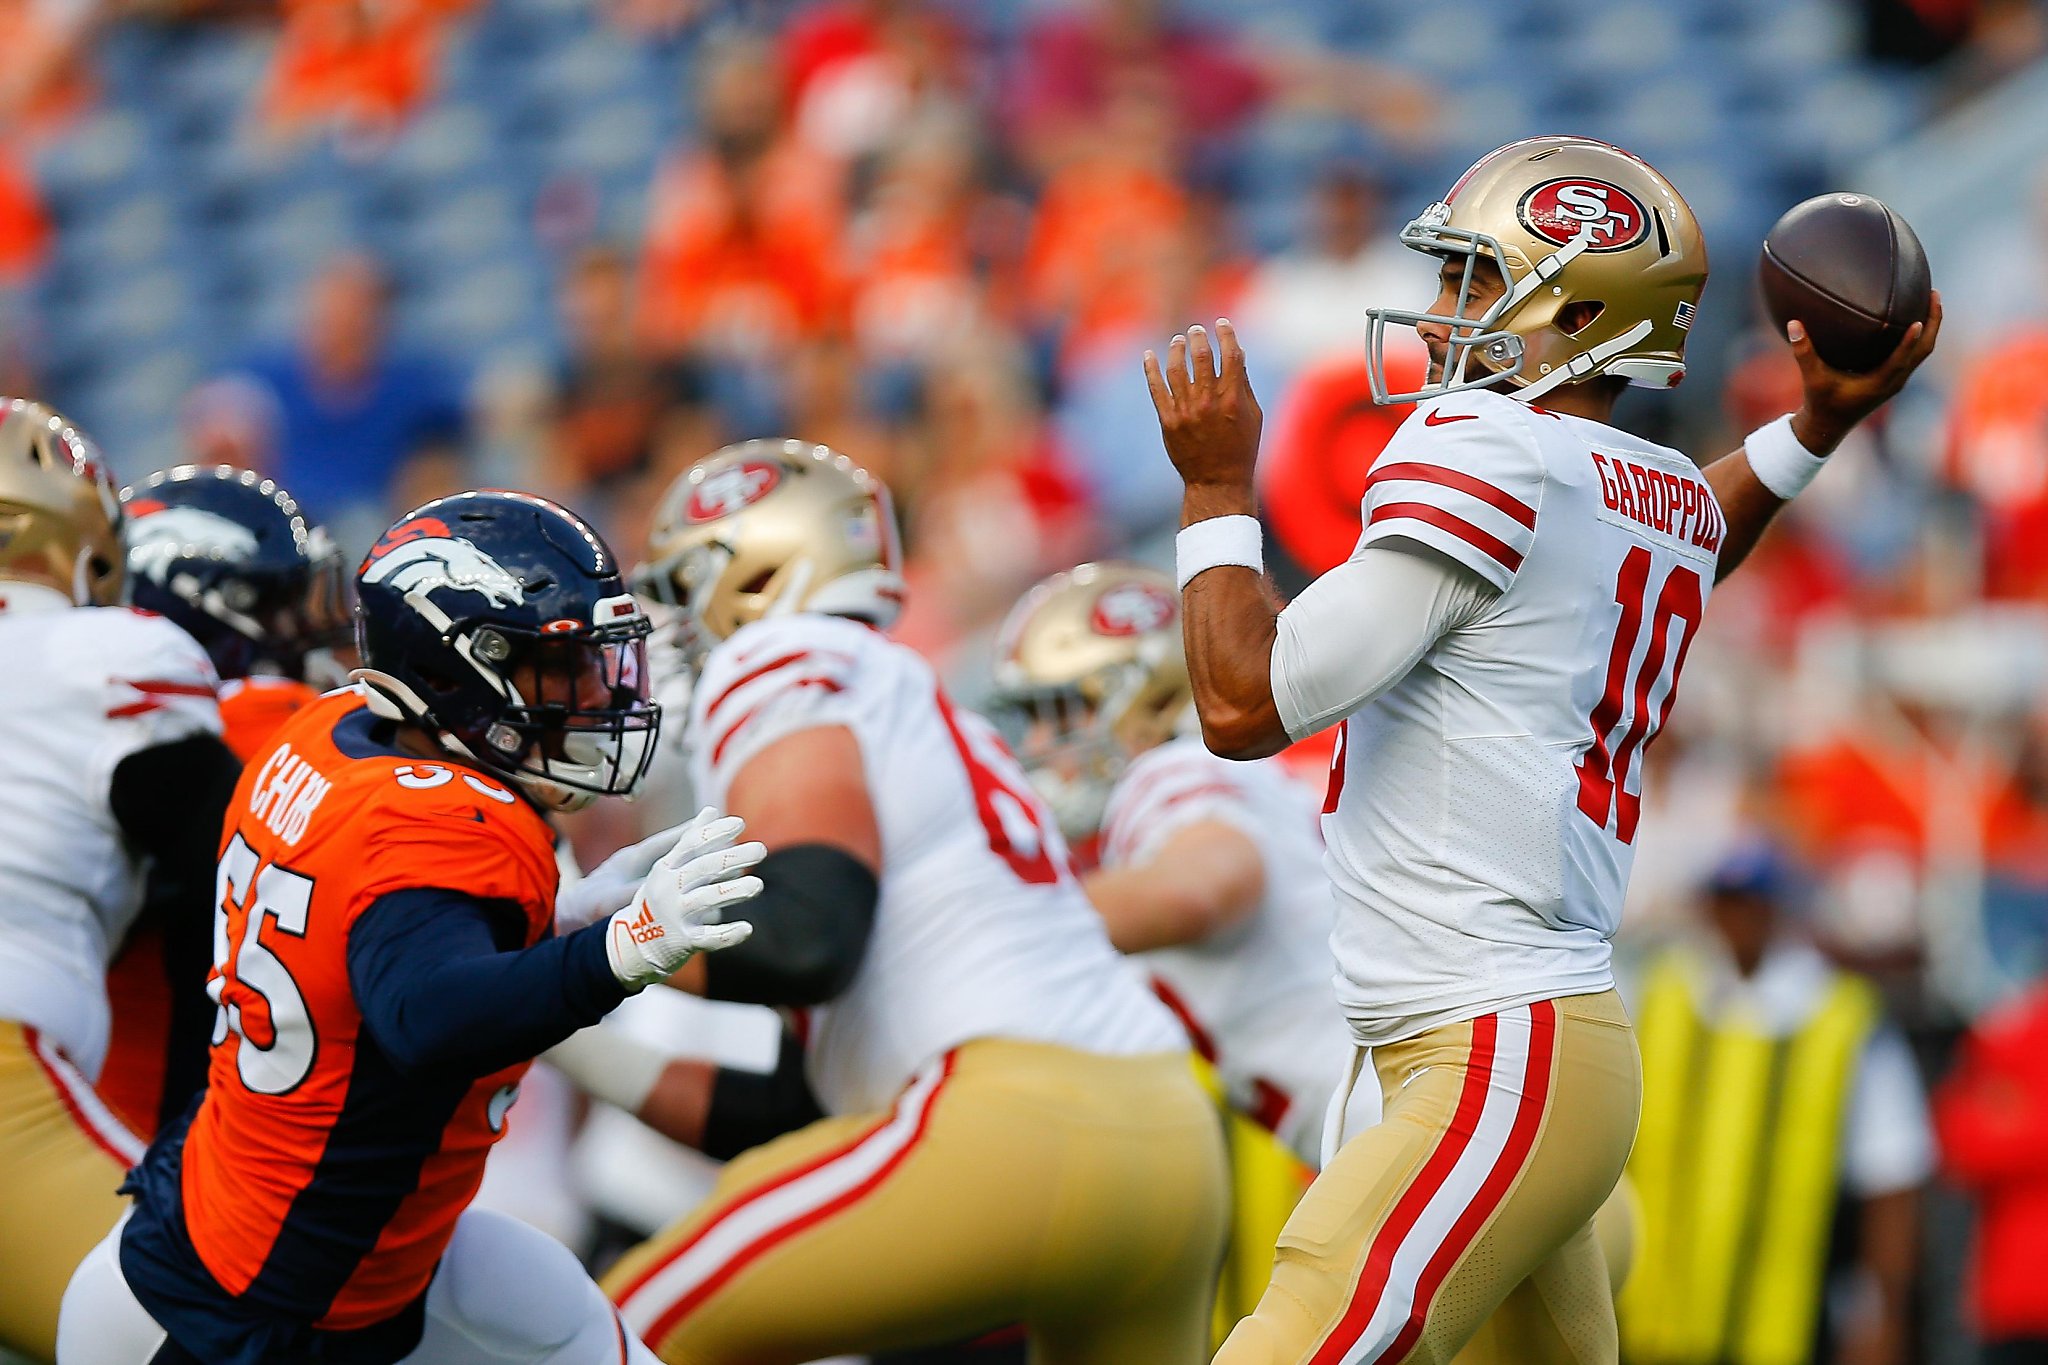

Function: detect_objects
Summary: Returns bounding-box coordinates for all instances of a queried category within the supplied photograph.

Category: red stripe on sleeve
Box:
[1366,462,1537,530]
[124,679,218,697]
[709,678,846,766]
[1107,780,1249,864]
[1367,502,1525,573]
[700,652,815,727]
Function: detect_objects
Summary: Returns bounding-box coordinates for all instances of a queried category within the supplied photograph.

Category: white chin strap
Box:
[71,546,97,606]
[1515,319,1656,403]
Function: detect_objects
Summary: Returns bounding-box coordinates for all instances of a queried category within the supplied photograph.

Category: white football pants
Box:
[58,1207,661,1364]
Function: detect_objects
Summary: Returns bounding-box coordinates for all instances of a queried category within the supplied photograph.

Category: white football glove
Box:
[604,808,763,992]
[556,820,703,934]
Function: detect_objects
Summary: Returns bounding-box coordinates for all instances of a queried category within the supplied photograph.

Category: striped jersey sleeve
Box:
[689,621,862,802]
[83,608,224,751]
[1358,398,1545,592]
[1100,741,1260,870]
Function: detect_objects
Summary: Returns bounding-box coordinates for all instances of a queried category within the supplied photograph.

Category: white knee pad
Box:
[416,1209,655,1364]
[56,1216,168,1365]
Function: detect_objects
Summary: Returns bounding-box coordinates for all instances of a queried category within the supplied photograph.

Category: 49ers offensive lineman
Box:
[989,561,1354,1167]
[1143,137,1941,1363]
[0,401,239,1363]
[607,440,1227,1364]
[58,491,763,1365]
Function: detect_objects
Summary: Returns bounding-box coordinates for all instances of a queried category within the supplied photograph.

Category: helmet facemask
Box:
[365,605,659,812]
[467,613,658,809]
[991,676,1128,844]
[630,538,760,685]
[1365,206,1605,406]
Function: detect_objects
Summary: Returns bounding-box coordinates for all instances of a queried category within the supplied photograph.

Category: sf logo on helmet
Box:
[1090,583,1175,637]
[1519,178,1651,253]
[686,462,782,523]
[362,532,526,608]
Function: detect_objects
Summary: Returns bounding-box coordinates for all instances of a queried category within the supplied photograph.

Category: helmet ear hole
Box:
[415,662,465,698]
[1560,301,1606,336]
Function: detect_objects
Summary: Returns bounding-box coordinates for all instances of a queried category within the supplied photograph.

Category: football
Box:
[1758,192,1932,373]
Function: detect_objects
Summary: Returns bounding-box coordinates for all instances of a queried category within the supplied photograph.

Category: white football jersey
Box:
[1325,388,1723,1045]
[688,613,1182,1116]
[1099,738,1357,1163]
[0,584,223,1075]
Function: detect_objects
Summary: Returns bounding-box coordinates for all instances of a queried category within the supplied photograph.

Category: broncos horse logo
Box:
[361,534,526,608]
[124,506,262,582]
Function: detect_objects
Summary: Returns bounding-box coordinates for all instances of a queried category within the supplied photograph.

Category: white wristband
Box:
[1175,515,1264,591]
[1743,414,1826,501]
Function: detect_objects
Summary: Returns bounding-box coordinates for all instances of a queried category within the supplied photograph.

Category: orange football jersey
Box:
[219,675,323,762]
[176,688,559,1329]
[101,676,321,1138]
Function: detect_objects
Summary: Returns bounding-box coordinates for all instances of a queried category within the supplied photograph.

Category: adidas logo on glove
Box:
[602,807,762,992]
[627,904,666,944]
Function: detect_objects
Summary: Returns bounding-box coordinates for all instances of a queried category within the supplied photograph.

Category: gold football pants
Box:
[604,1039,1229,1365]
[0,1020,144,1363]
[1215,990,1639,1365]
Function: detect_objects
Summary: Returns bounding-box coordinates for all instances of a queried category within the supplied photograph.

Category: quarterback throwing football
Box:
[1145,137,1939,1363]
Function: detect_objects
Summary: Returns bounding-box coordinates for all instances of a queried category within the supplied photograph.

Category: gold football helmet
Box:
[0,398,124,606]
[1366,136,1708,406]
[988,562,1190,840]
[633,439,905,660]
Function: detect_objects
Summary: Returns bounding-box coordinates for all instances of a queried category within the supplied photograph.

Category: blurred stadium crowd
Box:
[8,0,2048,1360]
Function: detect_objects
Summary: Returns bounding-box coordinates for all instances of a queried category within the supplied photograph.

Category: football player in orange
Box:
[603,440,1228,1365]
[123,464,355,760]
[98,465,355,1141]
[0,400,242,1364]
[1144,137,1939,1364]
[57,491,763,1365]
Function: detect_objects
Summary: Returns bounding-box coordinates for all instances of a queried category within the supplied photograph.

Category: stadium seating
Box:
[26,0,1929,479]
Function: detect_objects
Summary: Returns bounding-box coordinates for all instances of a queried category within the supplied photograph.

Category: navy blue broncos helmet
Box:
[123,465,350,682]
[353,490,657,810]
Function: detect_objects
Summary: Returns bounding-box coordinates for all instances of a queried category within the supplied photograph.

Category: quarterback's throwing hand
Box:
[1788,290,1942,455]
[605,807,764,991]
[1144,319,1264,492]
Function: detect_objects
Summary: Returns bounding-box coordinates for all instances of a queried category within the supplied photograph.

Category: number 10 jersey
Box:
[1326,389,1724,1046]
[686,613,1182,1117]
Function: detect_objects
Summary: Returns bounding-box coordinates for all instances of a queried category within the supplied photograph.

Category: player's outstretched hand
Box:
[556,818,701,933]
[605,807,764,991]
[1144,319,1264,492]
[1788,289,1942,455]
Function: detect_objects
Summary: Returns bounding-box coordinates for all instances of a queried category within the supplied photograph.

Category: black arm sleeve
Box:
[700,1028,825,1161]
[347,888,629,1077]
[699,844,878,1008]
[109,733,243,1122]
